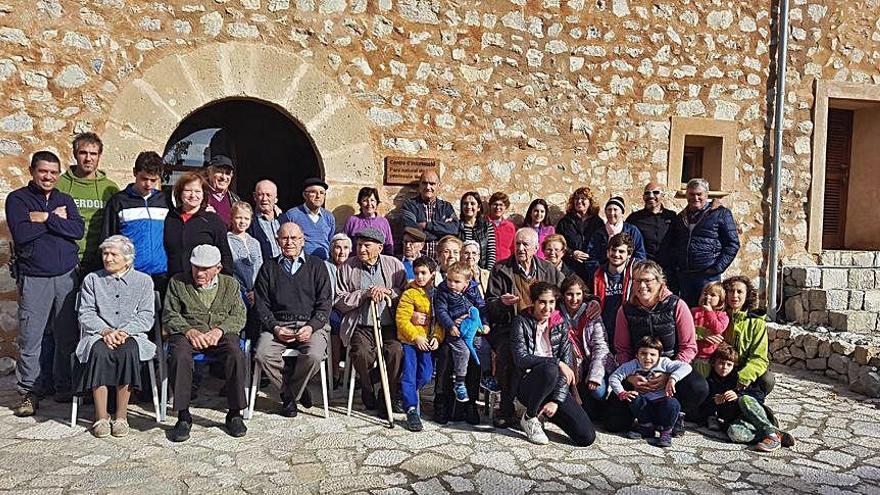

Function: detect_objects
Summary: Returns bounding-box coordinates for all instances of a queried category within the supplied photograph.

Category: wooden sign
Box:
[384,157,438,185]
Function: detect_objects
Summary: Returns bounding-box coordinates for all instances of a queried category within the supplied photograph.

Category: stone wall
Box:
[1,1,879,357]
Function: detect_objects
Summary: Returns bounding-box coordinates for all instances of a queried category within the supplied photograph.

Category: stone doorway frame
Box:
[100,42,377,209]
[808,80,880,254]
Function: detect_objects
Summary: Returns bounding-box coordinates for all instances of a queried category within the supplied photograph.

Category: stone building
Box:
[0,0,879,358]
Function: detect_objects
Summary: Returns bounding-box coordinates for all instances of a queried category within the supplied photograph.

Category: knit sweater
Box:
[343,214,394,255]
[253,254,332,332]
[281,204,336,260]
[162,272,246,335]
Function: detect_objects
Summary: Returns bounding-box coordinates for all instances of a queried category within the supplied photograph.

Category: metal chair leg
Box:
[346,347,356,417]
[320,359,330,419]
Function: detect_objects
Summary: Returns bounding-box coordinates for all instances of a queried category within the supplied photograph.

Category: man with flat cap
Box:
[400,226,426,281]
[253,222,332,417]
[281,177,335,260]
[335,227,407,416]
[204,155,240,225]
[163,244,248,442]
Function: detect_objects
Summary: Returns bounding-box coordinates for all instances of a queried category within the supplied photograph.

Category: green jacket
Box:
[56,168,119,271]
[724,310,769,387]
[163,272,246,336]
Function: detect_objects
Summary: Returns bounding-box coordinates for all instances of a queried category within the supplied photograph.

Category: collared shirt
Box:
[422,198,437,259]
[255,211,282,258]
[516,259,536,280]
[195,275,220,308]
[358,259,392,326]
[307,206,322,224]
[279,252,307,276]
[534,319,553,357]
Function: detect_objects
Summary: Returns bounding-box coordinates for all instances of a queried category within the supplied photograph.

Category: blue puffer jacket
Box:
[667,202,740,273]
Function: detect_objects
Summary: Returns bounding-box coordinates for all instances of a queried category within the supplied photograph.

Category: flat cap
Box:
[303,177,329,190]
[403,226,427,242]
[355,227,385,245]
[209,154,235,170]
[190,244,222,268]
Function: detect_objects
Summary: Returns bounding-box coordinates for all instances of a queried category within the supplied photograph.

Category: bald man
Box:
[401,171,459,260]
[626,182,677,262]
[248,180,282,262]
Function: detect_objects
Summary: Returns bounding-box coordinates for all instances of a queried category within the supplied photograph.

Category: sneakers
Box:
[655,429,673,448]
[405,408,423,432]
[92,418,111,438]
[225,415,248,438]
[13,393,38,417]
[480,376,500,393]
[453,381,469,402]
[780,430,796,448]
[111,418,130,437]
[755,433,782,452]
[520,413,549,445]
[626,423,654,440]
[170,420,192,442]
[672,414,686,437]
[392,397,405,414]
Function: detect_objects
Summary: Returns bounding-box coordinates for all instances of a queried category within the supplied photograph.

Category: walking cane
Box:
[372,295,395,428]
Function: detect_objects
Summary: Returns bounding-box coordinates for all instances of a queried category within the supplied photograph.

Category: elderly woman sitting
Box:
[76,235,156,438]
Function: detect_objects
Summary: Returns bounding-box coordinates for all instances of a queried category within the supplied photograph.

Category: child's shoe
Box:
[655,429,673,448]
[453,381,469,402]
[520,413,549,445]
[480,376,500,393]
[780,430,796,448]
[626,423,654,440]
[405,408,423,432]
[755,433,782,452]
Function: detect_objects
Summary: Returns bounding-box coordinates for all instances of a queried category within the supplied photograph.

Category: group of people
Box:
[6,133,792,452]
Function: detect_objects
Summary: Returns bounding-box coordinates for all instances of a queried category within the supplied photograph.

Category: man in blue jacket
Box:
[102,151,170,292]
[6,151,85,416]
[401,171,459,260]
[665,178,741,306]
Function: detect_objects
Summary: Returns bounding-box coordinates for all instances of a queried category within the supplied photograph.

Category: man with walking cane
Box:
[335,227,407,419]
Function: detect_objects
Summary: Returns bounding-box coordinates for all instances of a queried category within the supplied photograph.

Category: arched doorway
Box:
[162,99,321,209]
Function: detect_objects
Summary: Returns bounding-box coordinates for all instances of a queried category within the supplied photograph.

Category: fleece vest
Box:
[622,295,680,358]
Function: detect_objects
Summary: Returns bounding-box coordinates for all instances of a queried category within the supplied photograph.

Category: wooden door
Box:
[822,109,853,249]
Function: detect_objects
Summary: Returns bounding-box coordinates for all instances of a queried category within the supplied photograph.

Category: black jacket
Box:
[163,207,234,277]
[486,256,564,336]
[555,212,604,279]
[626,207,677,261]
[696,369,768,424]
[510,310,573,404]
[665,202,740,274]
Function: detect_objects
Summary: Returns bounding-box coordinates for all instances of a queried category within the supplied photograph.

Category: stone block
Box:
[809,311,829,326]
[819,251,839,266]
[774,327,792,339]
[769,338,786,353]
[853,346,879,365]
[852,252,876,268]
[774,347,792,363]
[808,289,849,311]
[864,291,880,312]
[0,356,13,376]
[820,269,849,289]
[806,357,827,370]
[829,311,878,333]
[791,345,806,360]
[850,369,880,398]
[788,267,821,288]
[850,290,865,310]
[831,340,856,355]
[849,270,875,290]
[802,334,820,359]
[828,353,849,374]
[818,339,832,358]
[848,360,861,384]
[839,252,854,266]
[784,296,806,323]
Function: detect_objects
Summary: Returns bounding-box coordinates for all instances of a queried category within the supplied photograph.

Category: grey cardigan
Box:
[76,268,156,363]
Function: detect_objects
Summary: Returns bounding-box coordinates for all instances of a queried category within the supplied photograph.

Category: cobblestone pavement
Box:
[1,365,879,495]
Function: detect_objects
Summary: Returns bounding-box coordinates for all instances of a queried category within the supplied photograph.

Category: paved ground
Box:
[1,365,879,495]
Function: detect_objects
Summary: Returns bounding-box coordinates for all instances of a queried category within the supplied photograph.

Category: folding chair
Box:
[247,348,330,419]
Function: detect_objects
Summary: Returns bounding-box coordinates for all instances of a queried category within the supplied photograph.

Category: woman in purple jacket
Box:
[343,187,394,256]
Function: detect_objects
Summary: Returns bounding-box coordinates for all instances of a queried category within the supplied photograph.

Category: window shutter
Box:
[822,109,853,249]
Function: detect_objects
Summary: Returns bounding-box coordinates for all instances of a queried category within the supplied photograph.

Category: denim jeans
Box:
[400,344,433,411]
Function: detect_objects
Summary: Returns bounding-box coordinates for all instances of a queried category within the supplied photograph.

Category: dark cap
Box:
[303,177,329,190]
[355,227,385,245]
[403,227,426,242]
[209,155,235,170]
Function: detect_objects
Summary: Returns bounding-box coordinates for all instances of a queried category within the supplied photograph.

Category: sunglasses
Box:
[643,190,662,196]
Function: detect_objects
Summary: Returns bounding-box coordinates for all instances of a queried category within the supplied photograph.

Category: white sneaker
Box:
[520,413,549,445]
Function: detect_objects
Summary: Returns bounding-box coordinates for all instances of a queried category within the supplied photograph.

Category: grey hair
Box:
[331,233,352,247]
[99,235,136,266]
[686,177,710,192]
[514,227,539,245]
[462,240,480,253]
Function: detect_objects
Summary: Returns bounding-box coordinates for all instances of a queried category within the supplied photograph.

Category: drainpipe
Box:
[767,0,790,321]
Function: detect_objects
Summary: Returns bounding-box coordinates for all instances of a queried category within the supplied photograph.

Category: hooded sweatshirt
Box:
[56,167,119,271]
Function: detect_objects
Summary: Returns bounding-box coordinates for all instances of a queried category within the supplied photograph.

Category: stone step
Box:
[783,266,880,290]
[818,250,880,268]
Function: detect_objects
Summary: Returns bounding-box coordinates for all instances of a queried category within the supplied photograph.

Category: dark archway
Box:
[163,98,321,210]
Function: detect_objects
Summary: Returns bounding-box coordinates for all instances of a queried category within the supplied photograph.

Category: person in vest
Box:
[281,177,335,260]
[486,227,564,429]
[57,132,119,273]
[608,260,708,435]
[664,178,741,306]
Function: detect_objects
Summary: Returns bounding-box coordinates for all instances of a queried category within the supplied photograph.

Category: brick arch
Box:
[101,42,377,209]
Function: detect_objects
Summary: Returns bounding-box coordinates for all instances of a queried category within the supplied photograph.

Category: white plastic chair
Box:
[70,353,162,428]
[247,348,329,419]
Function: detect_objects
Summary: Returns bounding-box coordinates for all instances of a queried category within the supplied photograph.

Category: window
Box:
[667,116,736,195]
[163,127,223,185]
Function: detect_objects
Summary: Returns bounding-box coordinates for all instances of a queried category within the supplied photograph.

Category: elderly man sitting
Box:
[163,244,247,442]
[335,227,407,416]
[76,235,155,438]
[254,222,332,417]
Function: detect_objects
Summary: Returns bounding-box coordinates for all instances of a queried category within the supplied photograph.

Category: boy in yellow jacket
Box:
[396,256,443,431]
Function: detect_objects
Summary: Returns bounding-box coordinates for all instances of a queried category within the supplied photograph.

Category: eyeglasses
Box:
[277,236,303,243]
[643,190,662,196]
[634,277,658,285]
